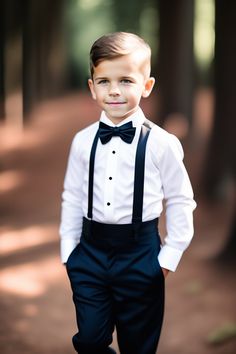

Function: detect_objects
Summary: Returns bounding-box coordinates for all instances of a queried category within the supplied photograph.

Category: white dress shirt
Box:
[59,107,196,271]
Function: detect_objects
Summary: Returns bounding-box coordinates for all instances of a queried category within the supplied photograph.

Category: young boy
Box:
[60,32,196,354]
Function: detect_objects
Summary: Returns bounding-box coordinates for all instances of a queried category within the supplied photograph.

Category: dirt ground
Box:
[0,92,235,354]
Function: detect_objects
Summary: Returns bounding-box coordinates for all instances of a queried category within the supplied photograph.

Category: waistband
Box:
[81,217,159,243]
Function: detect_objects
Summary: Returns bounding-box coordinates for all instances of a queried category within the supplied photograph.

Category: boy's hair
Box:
[89,32,151,78]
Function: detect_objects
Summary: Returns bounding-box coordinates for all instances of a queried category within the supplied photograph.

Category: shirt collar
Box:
[99,107,146,128]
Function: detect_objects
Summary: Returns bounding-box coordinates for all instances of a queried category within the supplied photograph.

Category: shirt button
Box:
[107,202,111,206]
[109,177,112,180]
[112,151,116,154]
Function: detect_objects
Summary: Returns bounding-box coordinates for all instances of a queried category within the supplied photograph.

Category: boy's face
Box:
[88,52,155,124]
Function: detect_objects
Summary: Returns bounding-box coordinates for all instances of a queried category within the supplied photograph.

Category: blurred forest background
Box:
[0,0,235,353]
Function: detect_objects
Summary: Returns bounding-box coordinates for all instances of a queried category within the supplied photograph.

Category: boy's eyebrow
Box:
[94,76,108,81]
[120,76,135,79]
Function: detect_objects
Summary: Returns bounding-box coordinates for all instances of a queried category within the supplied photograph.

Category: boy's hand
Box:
[161,267,169,278]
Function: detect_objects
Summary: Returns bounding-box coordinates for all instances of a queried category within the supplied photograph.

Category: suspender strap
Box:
[132,121,152,227]
[87,119,153,222]
[87,130,100,219]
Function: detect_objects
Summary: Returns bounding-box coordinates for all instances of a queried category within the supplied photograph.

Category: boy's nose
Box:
[109,83,120,96]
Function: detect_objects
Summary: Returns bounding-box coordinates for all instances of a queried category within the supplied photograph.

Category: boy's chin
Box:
[104,109,138,122]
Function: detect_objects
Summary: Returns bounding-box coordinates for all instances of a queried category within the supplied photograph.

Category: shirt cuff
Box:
[60,239,79,264]
[158,244,184,272]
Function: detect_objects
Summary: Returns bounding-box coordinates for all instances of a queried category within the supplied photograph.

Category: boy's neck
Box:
[106,117,128,125]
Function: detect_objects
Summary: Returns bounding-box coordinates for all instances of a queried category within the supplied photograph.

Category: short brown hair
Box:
[89,32,151,77]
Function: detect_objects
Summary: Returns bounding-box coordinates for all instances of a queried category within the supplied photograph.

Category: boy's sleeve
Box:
[59,135,84,264]
[157,135,197,272]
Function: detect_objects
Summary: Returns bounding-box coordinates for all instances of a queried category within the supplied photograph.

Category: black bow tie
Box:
[99,121,136,144]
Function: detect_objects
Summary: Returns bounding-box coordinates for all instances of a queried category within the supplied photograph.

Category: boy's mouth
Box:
[106,101,126,105]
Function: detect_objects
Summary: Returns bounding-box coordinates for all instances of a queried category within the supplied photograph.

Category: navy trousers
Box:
[66,218,165,354]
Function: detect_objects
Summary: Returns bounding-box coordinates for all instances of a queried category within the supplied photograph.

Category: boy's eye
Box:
[121,79,133,84]
[97,79,108,84]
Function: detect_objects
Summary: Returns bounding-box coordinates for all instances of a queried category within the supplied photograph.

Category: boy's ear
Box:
[142,77,155,98]
[88,79,96,100]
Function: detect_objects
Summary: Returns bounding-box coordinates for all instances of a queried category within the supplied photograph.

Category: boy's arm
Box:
[157,135,197,272]
[59,135,84,264]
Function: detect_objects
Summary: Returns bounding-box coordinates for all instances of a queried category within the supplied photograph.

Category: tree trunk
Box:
[22,0,66,118]
[0,1,5,120]
[1,0,23,123]
[203,0,236,261]
[218,203,236,263]
[158,0,194,126]
[203,0,236,198]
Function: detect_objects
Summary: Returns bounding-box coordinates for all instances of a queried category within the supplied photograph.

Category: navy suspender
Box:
[132,121,153,228]
[87,120,154,223]
[87,130,100,219]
